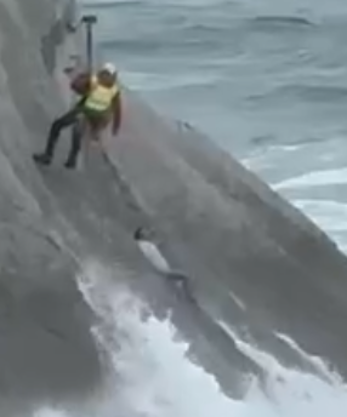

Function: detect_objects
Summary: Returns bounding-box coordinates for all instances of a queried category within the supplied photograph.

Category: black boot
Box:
[33,152,52,165]
[64,157,77,169]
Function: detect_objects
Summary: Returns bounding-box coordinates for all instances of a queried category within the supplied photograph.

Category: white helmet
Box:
[102,62,117,75]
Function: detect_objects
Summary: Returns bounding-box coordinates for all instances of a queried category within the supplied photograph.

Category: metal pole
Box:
[81,14,97,72]
[79,15,98,170]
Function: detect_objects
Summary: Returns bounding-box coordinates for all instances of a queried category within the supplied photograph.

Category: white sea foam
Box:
[273,168,347,190]
[120,70,220,92]
[34,259,347,417]
[293,199,347,232]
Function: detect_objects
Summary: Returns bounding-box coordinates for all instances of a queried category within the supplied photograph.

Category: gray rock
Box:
[0,0,102,412]
[2,0,347,412]
[108,87,347,379]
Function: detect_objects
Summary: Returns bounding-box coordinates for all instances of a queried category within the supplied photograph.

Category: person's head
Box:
[134,227,156,241]
[97,62,117,87]
[134,227,146,241]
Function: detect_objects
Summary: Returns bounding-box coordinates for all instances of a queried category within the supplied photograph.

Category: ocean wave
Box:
[290,199,347,253]
[248,84,347,105]
[273,167,347,190]
[34,260,347,416]
[251,15,314,28]
[179,15,315,38]
[293,199,347,233]
[100,38,164,52]
[82,0,143,9]
[83,0,231,8]
[120,70,221,92]
[100,35,223,54]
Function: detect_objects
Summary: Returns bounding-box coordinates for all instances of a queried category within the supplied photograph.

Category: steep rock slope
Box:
[108,88,347,377]
[2,0,347,414]
[0,0,102,411]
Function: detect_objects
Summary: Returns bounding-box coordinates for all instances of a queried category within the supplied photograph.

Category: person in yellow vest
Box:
[33,62,121,169]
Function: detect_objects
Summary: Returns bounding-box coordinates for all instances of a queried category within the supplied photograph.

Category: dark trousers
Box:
[44,106,83,164]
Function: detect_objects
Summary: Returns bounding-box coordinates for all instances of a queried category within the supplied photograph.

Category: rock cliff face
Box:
[109,89,347,379]
[2,0,347,414]
[0,0,102,412]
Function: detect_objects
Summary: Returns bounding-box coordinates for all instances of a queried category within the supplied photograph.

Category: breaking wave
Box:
[32,259,347,417]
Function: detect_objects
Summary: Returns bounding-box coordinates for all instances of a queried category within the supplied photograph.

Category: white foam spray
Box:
[34,259,347,417]
[273,168,347,190]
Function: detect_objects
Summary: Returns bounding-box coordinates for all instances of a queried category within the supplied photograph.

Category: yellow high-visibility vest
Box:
[84,76,119,112]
